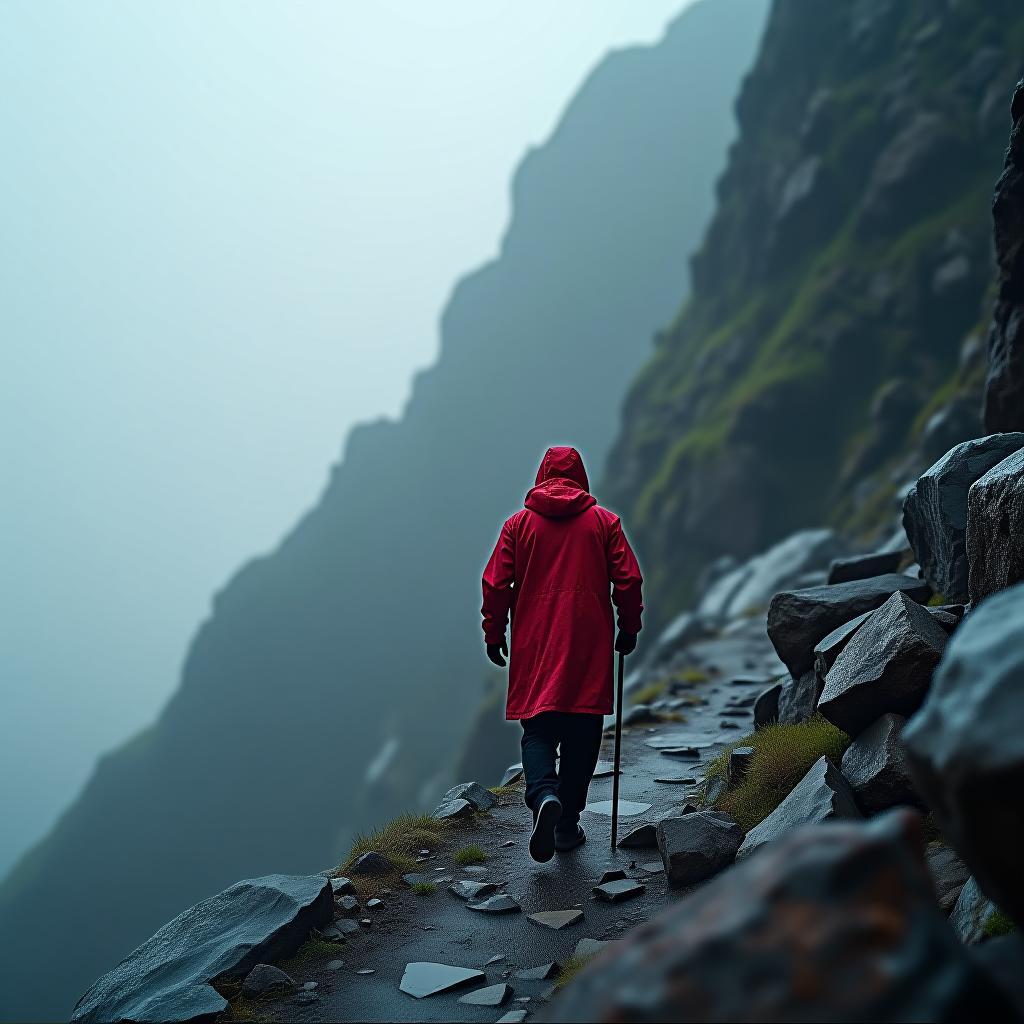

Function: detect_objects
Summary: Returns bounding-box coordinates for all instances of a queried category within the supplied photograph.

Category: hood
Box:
[524,446,597,518]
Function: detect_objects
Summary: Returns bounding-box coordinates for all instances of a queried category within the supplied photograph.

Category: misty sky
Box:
[0,1,692,876]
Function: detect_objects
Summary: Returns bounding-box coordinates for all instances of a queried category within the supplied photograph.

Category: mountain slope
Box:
[606,0,1024,630]
[0,3,769,1018]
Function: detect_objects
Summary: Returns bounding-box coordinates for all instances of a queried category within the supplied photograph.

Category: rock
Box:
[528,909,584,930]
[574,937,612,960]
[656,811,744,887]
[813,611,872,678]
[819,592,947,736]
[767,574,931,678]
[617,823,658,849]
[441,781,498,812]
[658,747,701,760]
[777,670,821,726]
[727,747,754,786]
[322,918,360,941]
[548,812,1016,1022]
[497,1011,529,1024]
[365,897,382,909]
[703,776,726,804]
[622,704,656,726]
[753,682,782,728]
[902,583,1024,927]
[398,962,485,999]
[926,844,971,914]
[827,550,904,584]
[462,865,488,876]
[841,713,919,814]
[433,798,474,820]
[336,895,360,913]
[902,434,1024,602]
[459,983,512,1006]
[516,963,560,980]
[928,607,961,633]
[598,869,627,884]
[585,799,650,817]
[737,757,860,861]
[950,877,999,945]
[468,893,521,914]
[500,763,524,787]
[330,876,355,897]
[967,448,1024,603]
[449,880,498,901]
[301,980,318,991]
[593,879,646,903]
[241,964,296,998]
[970,934,1024,1020]
[350,851,393,876]
[71,874,333,1024]
[326,959,344,970]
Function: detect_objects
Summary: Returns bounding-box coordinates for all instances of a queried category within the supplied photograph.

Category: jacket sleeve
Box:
[481,519,516,645]
[606,516,644,635]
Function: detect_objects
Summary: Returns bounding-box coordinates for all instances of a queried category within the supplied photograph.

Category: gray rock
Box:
[528,909,583,930]
[728,747,754,787]
[441,781,497,812]
[516,962,560,980]
[737,757,860,861]
[903,434,1024,601]
[574,937,612,959]
[543,812,1016,1022]
[459,983,511,1006]
[330,876,355,897]
[903,582,1024,930]
[753,682,782,728]
[657,811,744,887]
[617,823,658,849]
[828,550,904,584]
[950,877,999,945]
[326,960,344,971]
[336,895,360,913]
[593,879,646,903]
[398,962,485,999]
[813,611,873,679]
[468,893,521,914]
[496,1011,529,1024]
[433,798,474,820]
[777,670,821,726]
[350,851,393,875]
[841,713,919,814]
[928,607,961,633]
[71,874,332,1024]
[499,763,524,787]
[768,574,931,678]
[819,592,947,736]
[241,964,296,999]
[365,898,383,909]
[926,844,971,914]
[967,448,1024,604]
[449,880,498,901]
[322,918,360,941]
[598,869,627,884]
[622,704,656,726]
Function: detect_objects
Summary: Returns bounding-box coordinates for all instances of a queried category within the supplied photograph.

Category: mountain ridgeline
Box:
[0,3,770,1019]
[606,0,1024,630]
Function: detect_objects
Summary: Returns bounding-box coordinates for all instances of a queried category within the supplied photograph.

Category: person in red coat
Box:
[481,445,644,861]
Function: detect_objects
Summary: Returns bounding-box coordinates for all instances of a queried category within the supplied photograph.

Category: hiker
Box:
[481,446,644,862]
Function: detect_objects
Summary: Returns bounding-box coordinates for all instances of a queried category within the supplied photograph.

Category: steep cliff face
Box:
[0,3,770,1019]
[606,0,1024,628]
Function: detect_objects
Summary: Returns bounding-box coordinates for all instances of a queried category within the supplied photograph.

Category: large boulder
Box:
[776,670,821,726]
[767,574,931,678]
[656,811,745,887]
[827,549,904,585]
[841,713,919,814]
[71,874,333,1023]
[903,583,1024,930]
[967,448,1024,604]
[736,756,860,861]
[902,433,1024,602]
[950,877,1000,945]
[547,812,1016,1022]
[818,592,948,737]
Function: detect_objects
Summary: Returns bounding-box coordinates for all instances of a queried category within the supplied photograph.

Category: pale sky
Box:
[0,1,692,875]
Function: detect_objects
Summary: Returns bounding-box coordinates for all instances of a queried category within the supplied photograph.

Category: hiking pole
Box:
[610,649,625,849]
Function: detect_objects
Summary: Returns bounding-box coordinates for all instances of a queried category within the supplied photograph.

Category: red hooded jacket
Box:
[481,446,644,719]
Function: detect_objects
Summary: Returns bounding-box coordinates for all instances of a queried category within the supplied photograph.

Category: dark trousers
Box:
[520,711,603,828]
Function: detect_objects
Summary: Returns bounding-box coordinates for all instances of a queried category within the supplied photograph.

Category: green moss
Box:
[410,881,437,896]
[983,908,1018,939]
[630,679,667,705]
[454,844,487,866]
[340,813,448,876]
[555,954,592,989]
[705,716,851,831]
[927,593,948,607]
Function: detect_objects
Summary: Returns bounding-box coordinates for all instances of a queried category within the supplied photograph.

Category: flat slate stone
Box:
[586,799,651,817]
[516,963,560,980]
[322,918,360,941]
[496,1012,529,1024]
[398,962,485,999]
[71,874,333,1024]
[592,760,621,778]
[330,876,355,897]
[529,909,584,930]
[500,764,524,787]
[468,893,521,914]
[449,880,498,901]
[441,781,497,812]
[659,747,702,760]
[336,895,359,913]
[459,983,511,1006]
[433,798,474,820]
[593,878,646,903]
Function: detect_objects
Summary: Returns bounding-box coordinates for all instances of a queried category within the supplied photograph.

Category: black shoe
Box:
[554,823,586,852]
[529,794,562,863]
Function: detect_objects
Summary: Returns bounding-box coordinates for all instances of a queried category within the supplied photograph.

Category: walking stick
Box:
[610,649,625,849]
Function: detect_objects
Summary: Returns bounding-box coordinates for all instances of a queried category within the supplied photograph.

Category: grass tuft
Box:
[704,715,850,831]
[454,844,487,866]
[631,678,668,705]
[983,908,1018,939]
[555,953,595,989]
[410,881,437,896]
[674,666,710,685]
[340,813,448,875]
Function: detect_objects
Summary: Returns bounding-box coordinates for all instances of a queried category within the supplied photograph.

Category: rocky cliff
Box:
[606,0,1024,628]
[0,3,770,1019]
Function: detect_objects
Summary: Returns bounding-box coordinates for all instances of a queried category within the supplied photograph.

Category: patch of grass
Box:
[983,908,1018,939]
[555,953,594,989]
[631,678,667,705]
[488,784,522,802]
[277,932,345,976]
[454,844,487,866]
[340,813,449,875]
[410,881,437,896]
[926,592,948,607]
[704,716,851,831]
[673,666,710,685]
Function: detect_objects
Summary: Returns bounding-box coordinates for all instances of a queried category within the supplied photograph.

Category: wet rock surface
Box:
[657,811,744,887]
[398,962,485,999]
[967,447,1024,603]
[927,844,972,914]
[950,876,999,945]
[841,713,919,814]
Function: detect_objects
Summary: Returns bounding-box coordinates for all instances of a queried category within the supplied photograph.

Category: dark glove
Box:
[615,631,637,655]
[486,639,508,667]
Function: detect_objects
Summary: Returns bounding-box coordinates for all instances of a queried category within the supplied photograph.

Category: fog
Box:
[0,1,692,876]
